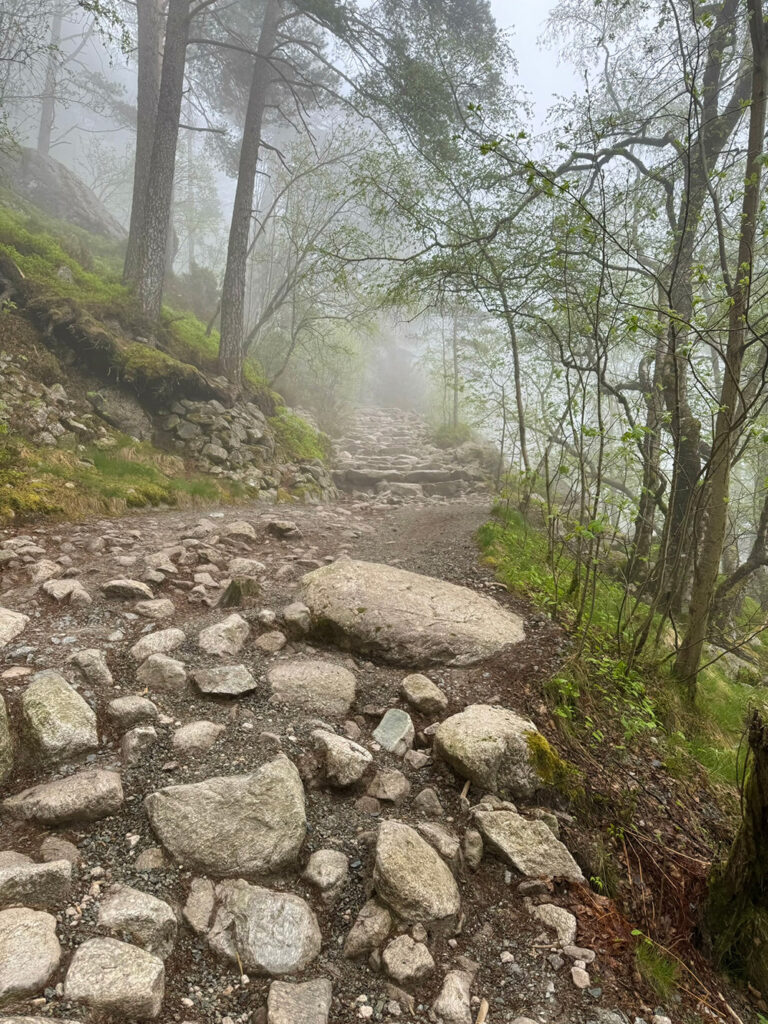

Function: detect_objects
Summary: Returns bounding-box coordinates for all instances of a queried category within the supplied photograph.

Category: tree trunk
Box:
[37,9,63,157]
[706,711,768,993]
[123,0,164,286]
[451,313,459,429]
[217,0,281,385]
[134,0,190,320]
[674,0,767,694]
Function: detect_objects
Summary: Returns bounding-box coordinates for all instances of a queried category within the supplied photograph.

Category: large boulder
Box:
[300,558,523,665]
[64,937,164,1019]
[373,821,460,925]
[207,880,321,975]
[20,670,98,763]
[0,147,127,239]
[0,908,61,1004]
[434,705,540,799]
[268,659,356,716]
[472,809,584,883]
[3,769,124,824]
[144,755,306,877]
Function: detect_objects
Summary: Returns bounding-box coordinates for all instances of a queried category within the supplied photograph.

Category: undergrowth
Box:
[478,507,766,791]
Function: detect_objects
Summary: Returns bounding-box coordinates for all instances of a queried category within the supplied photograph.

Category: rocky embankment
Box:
[0,413,668,1024]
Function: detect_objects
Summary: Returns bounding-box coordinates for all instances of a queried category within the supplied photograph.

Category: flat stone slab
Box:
[0,608,28,648]
[472,809,584,883]
[300,558,524,665]
[268,659,355,716]
[144,755,306,877]
[193,664,257,696]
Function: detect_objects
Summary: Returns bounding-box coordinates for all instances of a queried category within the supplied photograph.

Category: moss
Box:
[0,436,62,521]
[268,407,331,463]
[526,731,585,804]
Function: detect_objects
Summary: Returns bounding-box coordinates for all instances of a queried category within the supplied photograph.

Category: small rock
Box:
[312,729,372,787]
[21,670,98,763]
[343,899,392,958]
[572,965,591,989]
[472,809,584,882]
[130,628,185,663]
[65,937,165,1019]
[0,857,72,909]
[40,836,81,866]
[269,659,356,716]
[530,903,578,946]
[282,601,312,634]
[401,674,448,716]
[207,880,321,975]
[303,849,348,897]
[193,663,257,696]
[413,786,444,818]
[367,769,410,804]
[432,969,473,1024]
[173,720,225,755]
[374,820,460,924]
[255,630,287,654]
[69,648,113,687]
[43,578,92,605]
[373,709,414,755]
[102,578,154,600]
[183,877,216,935]
[3,769,124,824]
[107,695,159,729]
[267,978,332,1024]
[462,829,483,870]
[137,654,187,692]
[134,598,176,620]
[122,725,158,766]
[98,883,177,958]
[0,608,29,648]
[0,907,61,1003]
[382,935,435,983]
[198,613,250,656]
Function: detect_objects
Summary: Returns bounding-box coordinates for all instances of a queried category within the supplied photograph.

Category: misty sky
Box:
[490,0,581,124]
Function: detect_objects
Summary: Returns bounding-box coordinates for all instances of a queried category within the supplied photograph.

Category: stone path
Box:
[0,408,654,1024]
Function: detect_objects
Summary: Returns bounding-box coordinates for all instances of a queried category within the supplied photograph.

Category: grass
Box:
[0,432,245,522]
[478,505,766,791]
[635,936,680,1000]
[269,407,332,463]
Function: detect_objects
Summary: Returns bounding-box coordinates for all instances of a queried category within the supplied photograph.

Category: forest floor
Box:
[0,409,757,1024]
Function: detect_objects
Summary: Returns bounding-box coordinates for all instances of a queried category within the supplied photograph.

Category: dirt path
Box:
[0,412,673,1024]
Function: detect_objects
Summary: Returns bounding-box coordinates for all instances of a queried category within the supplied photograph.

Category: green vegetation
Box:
[0,432,242,522]
[479,507,768,790]
[431,421,474,449]
[269,407,331,463]
[634,935,679,1000]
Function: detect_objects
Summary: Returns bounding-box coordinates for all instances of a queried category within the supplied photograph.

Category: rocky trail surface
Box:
[0,409,668,1024]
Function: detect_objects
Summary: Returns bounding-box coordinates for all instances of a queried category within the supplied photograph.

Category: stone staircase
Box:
[331,407,491,499]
